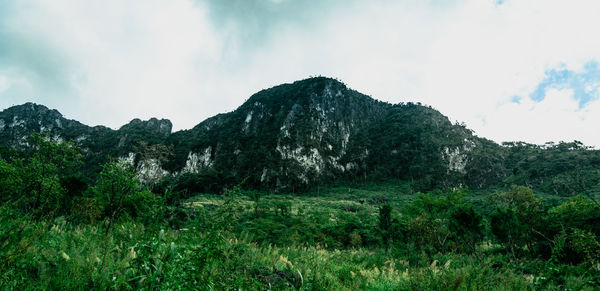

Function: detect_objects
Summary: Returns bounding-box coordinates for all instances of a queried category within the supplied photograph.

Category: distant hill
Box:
[2,77,599,195]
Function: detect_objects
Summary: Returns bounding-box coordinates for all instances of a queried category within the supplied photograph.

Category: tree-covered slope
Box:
[1,77,599,194]
[166,77,391,191]
[0,102,173,179]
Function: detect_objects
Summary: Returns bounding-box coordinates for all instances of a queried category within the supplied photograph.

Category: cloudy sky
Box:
[1,0,600,146]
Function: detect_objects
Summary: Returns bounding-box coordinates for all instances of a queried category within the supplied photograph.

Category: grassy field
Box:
[2,182,598,290]
[2,132,599,289]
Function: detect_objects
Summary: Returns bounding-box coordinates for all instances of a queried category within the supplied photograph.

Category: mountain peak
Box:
[0,102,66,132]
[241,76,367,113]
[0,102,86,147]
[295,76,347,86]
[0,78,492,192]
[120,117,173,136]
[3,102,62,119]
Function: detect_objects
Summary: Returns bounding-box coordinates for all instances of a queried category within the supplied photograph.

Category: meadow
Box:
[2,181,599,290]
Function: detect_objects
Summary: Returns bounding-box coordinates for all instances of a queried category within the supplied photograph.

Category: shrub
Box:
[71,197,102,224]
[490,208,523,255]
[552,228,600,266]
[449,205,484,253]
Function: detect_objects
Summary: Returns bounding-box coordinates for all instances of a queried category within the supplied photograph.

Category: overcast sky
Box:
[1,0,600,146]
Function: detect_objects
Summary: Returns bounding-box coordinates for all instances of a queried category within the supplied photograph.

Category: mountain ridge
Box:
[1,77,598,195]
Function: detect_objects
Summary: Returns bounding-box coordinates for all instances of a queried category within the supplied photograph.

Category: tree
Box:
[378,204,392,247]
[90,160,140,234]
[488,186,546,256]
[403,189,478,254]
[0,134,82,218]
[449,205,484,253]
[490,208,522,257]
[486,185,540,211]
[0,160,20,204]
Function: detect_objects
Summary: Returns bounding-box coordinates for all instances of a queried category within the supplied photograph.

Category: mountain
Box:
[0,102,173,179]
[165,77,393,191]
[163,77,505,191]
[1,77,598,194]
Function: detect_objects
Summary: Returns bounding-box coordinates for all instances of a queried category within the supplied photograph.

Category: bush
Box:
[71,197,102,224]
[449,205,484,253]
[122,190,164,224]
[552,228,600,266]
[490,208,522,255]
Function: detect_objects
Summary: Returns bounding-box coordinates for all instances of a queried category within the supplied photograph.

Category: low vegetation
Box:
[1,135,600,290]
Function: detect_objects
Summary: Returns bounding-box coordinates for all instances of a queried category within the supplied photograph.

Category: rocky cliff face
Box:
[0,103,93,147]
[165,77,394,190]
[0,102,174,183]
[0,77,498,191]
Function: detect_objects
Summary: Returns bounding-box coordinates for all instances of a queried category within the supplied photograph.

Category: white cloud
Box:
[232,0,600,146]
[0,0,225,128]
[2,0,600,147]
[0,76,9,94]
[487,87,600,147]
[410,0,600,146]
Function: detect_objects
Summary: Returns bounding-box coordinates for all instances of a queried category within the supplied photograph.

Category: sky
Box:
[1,0,600,146]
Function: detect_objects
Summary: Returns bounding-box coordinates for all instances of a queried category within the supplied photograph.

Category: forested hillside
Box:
[2,77,600,289]
[3,77,600,196]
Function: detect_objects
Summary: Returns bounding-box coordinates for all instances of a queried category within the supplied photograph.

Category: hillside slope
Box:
[2,77,597,194]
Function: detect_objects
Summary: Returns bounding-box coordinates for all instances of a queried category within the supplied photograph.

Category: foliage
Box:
[552,228,600,266]
[2,136,600,289]
[88,160,162,232]
[502,141,600,196]
[0,134,82,218]
[490,208,523,256]
[2,191,599,290]
[449,205,484,253]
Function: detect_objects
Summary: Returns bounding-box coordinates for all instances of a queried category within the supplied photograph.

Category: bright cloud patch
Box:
[2,0,600,147]
[487,62,600,147]
[530,61,600,108]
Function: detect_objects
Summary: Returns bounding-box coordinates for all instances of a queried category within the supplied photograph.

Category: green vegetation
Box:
[1,135,600,290]
[6,79,600,196]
